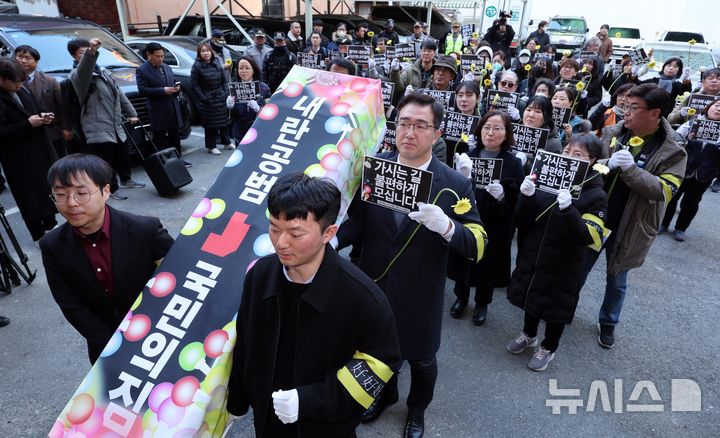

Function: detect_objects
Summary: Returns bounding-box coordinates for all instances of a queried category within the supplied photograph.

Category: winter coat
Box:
[599,119,687,274]
[508,172,608,324]
[525,30,550,50]
[390,59,431,96]
[229,81,271,141]
[190,58,229,129]
[262,48,297,92]
[25,70,65,142]
[245,44,273,74]
[676,117,720,181]
[640,76,692,103]
[484,24,515,60]
[448,149,524,287]
[286,35,306,54]
[136,61,182,132]
[227,245,402,437]
[667,87,720,125]
[68,50,137,144]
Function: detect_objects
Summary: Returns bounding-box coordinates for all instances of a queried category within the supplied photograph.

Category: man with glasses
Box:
[337,93,487,438]
[40,153,174,364]
[583,84,687,349]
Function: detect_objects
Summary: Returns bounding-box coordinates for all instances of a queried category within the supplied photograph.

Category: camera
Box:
[499,10,512,19]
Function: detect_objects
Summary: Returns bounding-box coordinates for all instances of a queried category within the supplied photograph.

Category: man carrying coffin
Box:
[337,92,487,438]
[227,173,402,437]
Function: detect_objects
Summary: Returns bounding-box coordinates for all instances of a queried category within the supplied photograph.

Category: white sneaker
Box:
[224,144,236,150]
[208,148,221,155]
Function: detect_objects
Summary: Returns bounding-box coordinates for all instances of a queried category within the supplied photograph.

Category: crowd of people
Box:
[0,12,718,438]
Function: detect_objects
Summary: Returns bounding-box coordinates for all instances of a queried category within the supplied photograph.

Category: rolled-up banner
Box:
[49,66,386,438]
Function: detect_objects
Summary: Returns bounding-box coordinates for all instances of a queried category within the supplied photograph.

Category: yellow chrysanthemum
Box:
[403,57,410,62]
[562,49,572,58]
[575,81,586,91]
[615,32,622,38]
[461,133,469,142]
[470,63,476,70]
[386,40,392,45]
[610,137,618,149]
[492,93,500,104]
[224,58,233,66]
[375,47,381,53]
[688,39,697,45]
[524,64,532,71]
[452,198,472,215]
[472,32,478,38]
[483,78,492,87]
[368,31,375,37]
[485,62,493,70]
[593,163,610,175]
[647,59,657,69]
[687,108,697,116]
[628,136,644,147]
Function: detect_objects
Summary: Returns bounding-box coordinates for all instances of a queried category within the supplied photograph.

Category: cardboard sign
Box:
[382,121,397,151]
[374,52,387,63]
[441,111,480,141]
[385,46,397,59]
[381,81,396,107]
[530,150,589,199]
[628,47,649,64]
[470,157,503,188]
[486,90,519,110]
[461,23,475,45]
[460,54,486,73]
[578,51,597,60]
[552,106,572,128]
[347,45,371,63]
[687,93,716,112]
[228,81,259,100]
[297,52,323,69]
[329,50,344,62]
[512,124,550,154]
[361,156,433,213]
[394,43,416,61]
[417,88,456,111]
[689,118,720,143]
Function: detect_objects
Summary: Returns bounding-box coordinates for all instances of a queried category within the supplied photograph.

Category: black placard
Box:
[512,124,550,154]
[441,111,480,141]
[461,24,475,45]
[228,81,259,100]
[551,106,572,128]
[394,43,416,61]
[486,90,519,110]
[347,45,371,63]
[382,121,397,151]
[689,119,720,143]
[470,157,503,188]
[460,54,488,73]
[628,48,648,64]
[687,93,716,111]
[385,46,397,59]
[329,50,344,62]
[417,88,456,111]
[361,156,433,213]
[297,52,323,69]
[578,51,597,60]
[530,150,589,199]
[381,81,395,107]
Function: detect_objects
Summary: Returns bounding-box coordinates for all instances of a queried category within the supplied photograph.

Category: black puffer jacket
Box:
[262,47,297,92]
[190,59,229,128]
[507,171,608,324]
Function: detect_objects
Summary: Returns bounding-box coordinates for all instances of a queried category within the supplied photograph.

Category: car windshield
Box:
[609,28,640,39]
[6,28,142,73]
[649,48,715,72]
[664,31,704,43]
[548,19,585,34]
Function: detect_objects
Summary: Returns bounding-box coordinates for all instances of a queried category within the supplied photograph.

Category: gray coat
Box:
[245,44,272,74]
[69,50,137,145]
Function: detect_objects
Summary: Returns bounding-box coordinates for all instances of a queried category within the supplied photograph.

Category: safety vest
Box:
[445,33,463,55]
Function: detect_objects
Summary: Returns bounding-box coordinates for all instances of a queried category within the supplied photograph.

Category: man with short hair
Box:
[246,30,272,75]
[286,21,305,54]
[390,39,438,96]
[263,32,297,92]
[585,84,687,348]
[379,19,400,46]
[525,20,550,50]
[329,57,356,76]
[597,24,613,62]
[227,172,402,437]
[40,153,174,364]
[337,93,487,438]
[484,17,515,67]
[352,24,369,45]
[14,44,69,157]
[136,42,189,167]
[408,22,427,43]
[66,37,141,200]
[306,19,329,48]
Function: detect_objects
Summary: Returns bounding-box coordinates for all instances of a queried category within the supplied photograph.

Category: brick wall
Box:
[58,0,120,31]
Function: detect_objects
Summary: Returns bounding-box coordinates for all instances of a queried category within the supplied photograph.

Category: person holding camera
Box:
[484,12,515,68]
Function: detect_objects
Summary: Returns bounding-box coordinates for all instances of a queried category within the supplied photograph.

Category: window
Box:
[608,28,641,39]
[548,19,586,34]
[163,49,178,66]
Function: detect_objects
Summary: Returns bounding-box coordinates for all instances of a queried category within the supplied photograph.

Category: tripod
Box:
[0,203,36,294]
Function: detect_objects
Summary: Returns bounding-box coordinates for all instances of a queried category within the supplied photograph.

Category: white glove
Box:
[580,90,588,99]
[557,189,572,210]
[507,106,520,120]
[680,68,691,82]
[463,72,475,82]
[486,180,505,201]
[454,152,472,179]
[272,389,299,424]
[608,149,635,171]
[467,134,477,152]
[404,84,414,96]
[515,151,528,166]
[391,58,400,71]
[520,175,535,196]
[247,100,260,112]
[679,107,691,117]
[601,93,611,107]
[225,95,236,109]
[632,63,648,77]
[368,57,376,70]
[408,202,452,237]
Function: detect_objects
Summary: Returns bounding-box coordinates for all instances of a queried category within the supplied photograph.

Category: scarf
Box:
[657,74,675,93]
[612,105,625,117]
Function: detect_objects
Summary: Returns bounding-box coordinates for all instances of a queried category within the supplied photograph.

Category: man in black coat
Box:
[0,58,58,241]
[263,33,297,93]
[40,154,174,364]
[136,42,186,163]
[337,93,487,438]
[227,173,402,437]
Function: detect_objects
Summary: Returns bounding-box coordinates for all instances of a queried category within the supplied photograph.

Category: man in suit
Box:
[337,92,488,438]
[40,153,174,364]
[136,42,190,167]
[0,58,58,242]
[14,44,69,158]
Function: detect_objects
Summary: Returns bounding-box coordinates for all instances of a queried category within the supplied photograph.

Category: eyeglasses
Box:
[397,121,435,133]
[563,148,590,160]
[620,105,648,113]
[481,125,506,134]
[49,190,99,205]
[499,80,516,88]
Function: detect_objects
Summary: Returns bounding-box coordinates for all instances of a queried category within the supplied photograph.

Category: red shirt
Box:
[74,206,114,295]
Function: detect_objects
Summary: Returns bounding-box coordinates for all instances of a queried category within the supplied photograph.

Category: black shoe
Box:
[403,408,425,438]
[450,298,467,319]
[0,316,9,327]
[360,388,398,424]
[473,305,488,326]
[597,323,615,349]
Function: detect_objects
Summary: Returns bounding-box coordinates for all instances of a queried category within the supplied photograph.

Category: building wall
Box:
[58,0,120,29]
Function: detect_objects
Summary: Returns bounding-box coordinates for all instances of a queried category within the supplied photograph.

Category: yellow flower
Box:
[592,163,610,175]
[575,81,586,91]
[368,31,375,37]
[483,78,492,87]
[524,64,532,71]
[687,108,697,116]
[610,137,617,149]
[628,136,644,147]
[461,133,469,142]
[403,57,410,62]
[470,63,476,70]
[452,198,472,215]
[647,59,657,69]
[492,93,500,104]
[386,40,392,45]
[562,49,572,58]
[472,32,478,38]
[224,58,233,66]
[688,38,697,45]
[485,62,493,70]
[615,32,622,38]
[581,65,588,73]
[456,59,461,66]
[375,47,381,53]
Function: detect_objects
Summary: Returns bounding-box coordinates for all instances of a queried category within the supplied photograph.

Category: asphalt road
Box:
[0,129,718,437]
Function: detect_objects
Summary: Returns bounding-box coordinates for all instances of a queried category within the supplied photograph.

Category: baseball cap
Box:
[273,31,287,40]
[211,29,223,38]
[313,19,323,26]
[254,29,266,38]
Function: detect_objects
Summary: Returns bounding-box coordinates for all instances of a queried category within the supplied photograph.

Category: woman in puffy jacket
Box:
[191,42,233,155]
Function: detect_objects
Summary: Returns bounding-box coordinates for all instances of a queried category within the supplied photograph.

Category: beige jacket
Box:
[599,118,687,274]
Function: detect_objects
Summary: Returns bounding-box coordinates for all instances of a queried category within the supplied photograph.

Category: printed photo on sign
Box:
[461,24,475,45]
[512,124,550,154]
[347,45,371,63]
[530,150,589,199]
[470,157,503,188]
[441,111,480,141]
[394,43,416,61]
[383,121,397,152]
[228,81,259,100]
[552,106,572,129]
[361,156,433,214]
[628,48,648,64]
[687,94,716,112]
[417,88,456,111]
[381,81,396,107]
[689,119,720,143]
[486,90,519,111]
[297,52,323,69]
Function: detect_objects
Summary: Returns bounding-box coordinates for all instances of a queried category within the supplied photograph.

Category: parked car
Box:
[658,30,705,44]
[608,26,643,61]
[641,41,717,84]
[0,13,192,143]
[546,15,589,57]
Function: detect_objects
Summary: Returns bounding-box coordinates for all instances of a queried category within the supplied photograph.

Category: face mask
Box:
[493,63,503,71]
[337,31,346,38]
